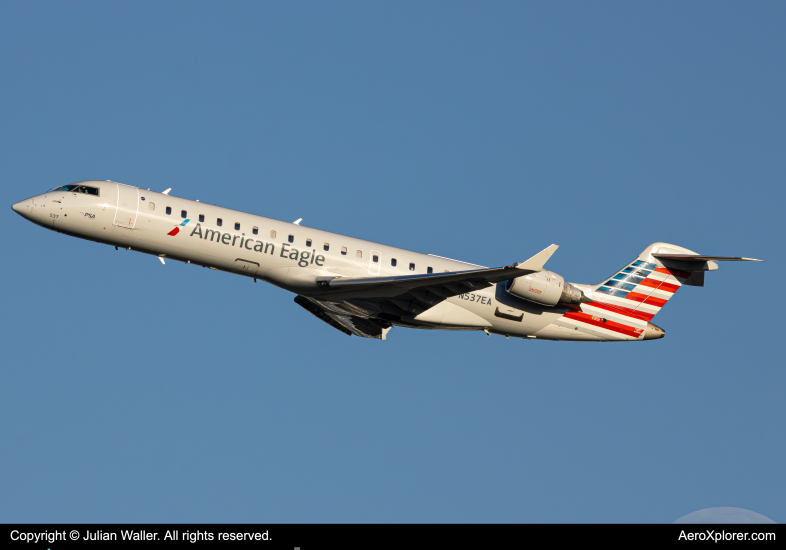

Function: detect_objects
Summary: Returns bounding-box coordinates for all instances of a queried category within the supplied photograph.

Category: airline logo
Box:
[593,260,689,321]
[167,219,190,236]
[558,259,689,340]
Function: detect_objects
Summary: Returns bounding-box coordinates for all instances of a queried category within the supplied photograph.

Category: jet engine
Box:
[505,270,587,306]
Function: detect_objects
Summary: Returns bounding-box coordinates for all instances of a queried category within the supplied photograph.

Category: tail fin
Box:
[586,243,725,321]
[554,244,687,341]
[555,243,760,341]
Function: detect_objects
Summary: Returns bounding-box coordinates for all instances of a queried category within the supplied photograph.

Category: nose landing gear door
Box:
[114,183,139,229]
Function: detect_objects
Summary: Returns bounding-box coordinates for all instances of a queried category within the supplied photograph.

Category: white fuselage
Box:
[12,181,613,341]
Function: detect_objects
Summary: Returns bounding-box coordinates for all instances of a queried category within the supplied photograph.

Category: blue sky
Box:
[1,2,783,522]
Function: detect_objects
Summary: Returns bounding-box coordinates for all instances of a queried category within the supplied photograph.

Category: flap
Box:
[294,295,392,339]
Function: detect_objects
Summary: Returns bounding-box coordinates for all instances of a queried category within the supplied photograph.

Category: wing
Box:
[294,295,392,339]
[309,244,559,319]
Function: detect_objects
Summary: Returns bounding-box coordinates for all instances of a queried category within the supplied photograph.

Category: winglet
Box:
[516,244,559,272]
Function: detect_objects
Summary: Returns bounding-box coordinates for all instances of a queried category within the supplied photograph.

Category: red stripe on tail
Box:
[622,292,667,308]
[638,278,680,293]
[644,296,668,307]
[584,301,655,321]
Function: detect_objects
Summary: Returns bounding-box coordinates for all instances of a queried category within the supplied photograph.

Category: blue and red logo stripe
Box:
[167,219,190,236]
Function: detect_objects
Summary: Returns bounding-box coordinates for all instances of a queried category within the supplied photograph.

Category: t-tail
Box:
[558,243,761,341]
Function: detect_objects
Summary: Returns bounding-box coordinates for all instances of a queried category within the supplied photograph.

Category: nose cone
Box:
[643,322,666,340]
[12,200,27,216]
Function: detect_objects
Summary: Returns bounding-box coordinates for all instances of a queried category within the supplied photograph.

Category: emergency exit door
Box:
[368,250,382,275]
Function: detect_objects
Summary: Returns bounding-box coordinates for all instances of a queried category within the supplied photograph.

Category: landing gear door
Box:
[233,259,259,276]
[114,184,139,229]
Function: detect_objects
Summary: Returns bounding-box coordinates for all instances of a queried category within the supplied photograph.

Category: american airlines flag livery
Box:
[13,181,761,341]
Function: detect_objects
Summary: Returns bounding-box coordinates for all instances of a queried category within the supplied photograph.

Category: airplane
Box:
[12,181,761,342]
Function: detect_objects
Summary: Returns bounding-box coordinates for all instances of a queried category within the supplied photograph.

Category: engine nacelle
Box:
[505,269,586,306]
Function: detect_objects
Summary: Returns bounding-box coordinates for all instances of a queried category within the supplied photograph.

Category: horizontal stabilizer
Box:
[653,254,762,262]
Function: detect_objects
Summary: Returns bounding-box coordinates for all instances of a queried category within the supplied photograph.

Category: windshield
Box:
[50,184,100,196]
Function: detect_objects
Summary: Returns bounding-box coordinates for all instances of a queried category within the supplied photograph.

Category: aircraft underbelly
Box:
[535,323,602,341]
[413,301,491,327]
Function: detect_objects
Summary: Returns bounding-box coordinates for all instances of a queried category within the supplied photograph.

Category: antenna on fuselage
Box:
[162,188,171,195]
[293,218,302,225]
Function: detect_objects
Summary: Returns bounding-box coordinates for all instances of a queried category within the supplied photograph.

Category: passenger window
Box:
[235,222,240,231]
[252,226,258,235]
[148,202,155,211]
[166,207,172,215]
[391,258,397,266]
[373,255,379,263]
[217,218,223,227]
[409,263,415,271]
[271,230,276,238]
[199,214,204,222]
[306,239,312,247]
[288,235,294,243]
[341,246,347,255]
[181,210,187,218]
[427,267,433,274]
[324,243,329,251]
[356,250,362,258]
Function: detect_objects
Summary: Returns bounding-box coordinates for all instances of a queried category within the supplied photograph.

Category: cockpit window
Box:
[75,185,99,195]
[51,184,99,196]
[51,184,79,192]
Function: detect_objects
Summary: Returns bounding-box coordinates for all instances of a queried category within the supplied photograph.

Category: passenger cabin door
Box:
[113,184,139,229]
